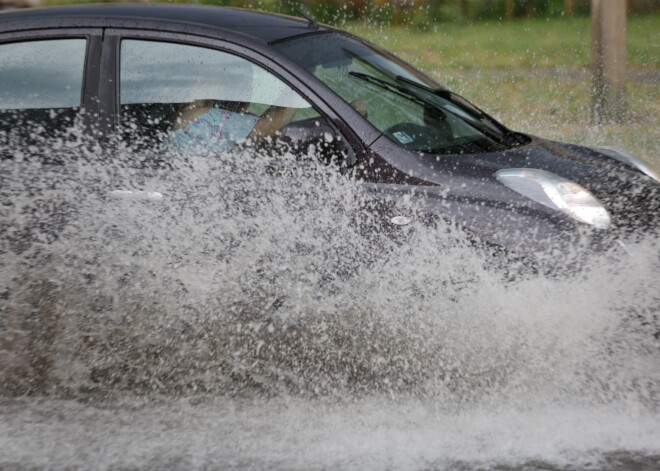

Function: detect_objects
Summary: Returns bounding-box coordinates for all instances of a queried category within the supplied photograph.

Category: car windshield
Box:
[275,32,523,155]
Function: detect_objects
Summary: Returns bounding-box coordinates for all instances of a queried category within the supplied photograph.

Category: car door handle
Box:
[109,190,164,201]
[390,216,411,226]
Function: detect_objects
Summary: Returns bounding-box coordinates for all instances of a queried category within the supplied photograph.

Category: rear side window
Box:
[0,38,87,143]
[0,39,86,109]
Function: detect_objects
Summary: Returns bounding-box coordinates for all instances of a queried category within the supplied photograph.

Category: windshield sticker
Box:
[393,131,414,144]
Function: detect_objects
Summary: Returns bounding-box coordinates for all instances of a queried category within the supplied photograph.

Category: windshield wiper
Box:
[394,74,442,93]
[395,74,485,117]
[395,75,518,143]
[348,71,446,119]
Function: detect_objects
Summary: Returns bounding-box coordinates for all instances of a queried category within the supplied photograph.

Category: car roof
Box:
[0,3,332,43]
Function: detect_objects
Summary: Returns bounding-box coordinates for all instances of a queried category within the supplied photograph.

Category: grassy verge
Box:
[345,16,659,69]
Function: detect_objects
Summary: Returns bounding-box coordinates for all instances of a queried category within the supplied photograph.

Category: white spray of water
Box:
[1,141,659,469]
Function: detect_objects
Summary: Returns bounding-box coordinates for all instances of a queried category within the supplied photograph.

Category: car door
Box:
[91,30,403,283]
[0,28,104,256]
[95,31,371,207]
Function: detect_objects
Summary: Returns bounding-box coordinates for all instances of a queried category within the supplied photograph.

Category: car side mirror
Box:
[279,118,356,167]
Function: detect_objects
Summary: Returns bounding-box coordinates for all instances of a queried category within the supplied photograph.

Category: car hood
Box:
[456,138,659,233]
[370,134,660,239]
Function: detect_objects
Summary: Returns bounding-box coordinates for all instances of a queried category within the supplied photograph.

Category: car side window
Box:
[0,38,87,144]
[119,39,336,158]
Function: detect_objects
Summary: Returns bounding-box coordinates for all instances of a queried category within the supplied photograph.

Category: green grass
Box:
[345,15,660,70]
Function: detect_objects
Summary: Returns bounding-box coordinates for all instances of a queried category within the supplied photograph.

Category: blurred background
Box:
[1,0,658,163]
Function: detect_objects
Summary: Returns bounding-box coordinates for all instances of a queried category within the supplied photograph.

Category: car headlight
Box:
[495,168,611,230]
[589,146,660,183]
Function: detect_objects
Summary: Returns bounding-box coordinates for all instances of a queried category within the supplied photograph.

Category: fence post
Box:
[461,0,469,19]
[564,0,574,16]
[591,0,627,124]
[505,0,514,19]
[393,0,404,26]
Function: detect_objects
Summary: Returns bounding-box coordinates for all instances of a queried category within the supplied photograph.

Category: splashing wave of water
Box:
[1,145,658,469]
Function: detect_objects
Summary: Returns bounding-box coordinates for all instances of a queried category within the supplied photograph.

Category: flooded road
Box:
[1,396,659,470]
[1,151,659,470]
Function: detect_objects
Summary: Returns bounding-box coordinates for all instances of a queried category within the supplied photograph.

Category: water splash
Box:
[1,141,659,469]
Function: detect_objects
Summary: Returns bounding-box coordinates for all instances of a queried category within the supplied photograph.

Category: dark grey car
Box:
[1,4,658,270]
